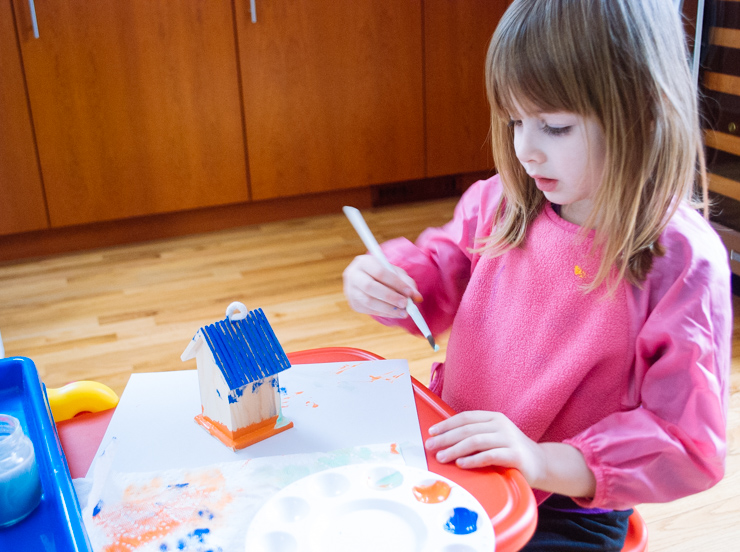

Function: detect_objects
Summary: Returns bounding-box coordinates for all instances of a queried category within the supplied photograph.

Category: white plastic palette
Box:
[245,463,495,552]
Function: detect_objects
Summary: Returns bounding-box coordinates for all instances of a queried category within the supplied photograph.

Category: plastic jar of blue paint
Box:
[0,414,42,528]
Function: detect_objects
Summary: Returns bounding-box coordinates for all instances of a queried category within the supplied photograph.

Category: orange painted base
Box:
[194,414,294,451]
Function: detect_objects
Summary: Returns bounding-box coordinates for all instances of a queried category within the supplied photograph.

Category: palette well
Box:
[244,463,495,552]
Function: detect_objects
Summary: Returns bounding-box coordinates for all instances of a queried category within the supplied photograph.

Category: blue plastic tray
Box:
[0,357,91,551]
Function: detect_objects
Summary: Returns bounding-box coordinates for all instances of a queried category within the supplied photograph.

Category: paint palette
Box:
[244,463,495,552]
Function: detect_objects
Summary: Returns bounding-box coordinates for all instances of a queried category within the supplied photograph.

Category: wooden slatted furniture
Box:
[702,0,740,277]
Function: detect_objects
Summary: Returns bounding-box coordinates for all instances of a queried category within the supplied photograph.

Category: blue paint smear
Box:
[168,483,189,488]
[252,380,264,393]
[216,389,221,398]
[188,528,210,543]
[278,386,287,394]
[444,507,478,535]
[92,500,103,517]
[160,545,168,551]
[177,539,186,550]
[199,509,215,520]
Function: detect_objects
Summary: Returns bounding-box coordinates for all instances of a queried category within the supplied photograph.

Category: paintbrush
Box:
[343,206,439,352]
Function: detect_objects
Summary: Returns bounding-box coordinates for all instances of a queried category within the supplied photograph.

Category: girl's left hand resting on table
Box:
[426,410,597,499]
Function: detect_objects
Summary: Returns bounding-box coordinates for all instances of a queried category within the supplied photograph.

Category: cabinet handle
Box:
[250,0,257,23]
[28,0,39,38]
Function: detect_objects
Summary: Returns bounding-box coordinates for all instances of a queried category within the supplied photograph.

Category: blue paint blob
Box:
[168,483,189,488]
[92,500,103,517]
[178,539,186,550]
[189,528,210,543]
[159,545,168,551]
[198,509,215,520]
[444,507,478,535]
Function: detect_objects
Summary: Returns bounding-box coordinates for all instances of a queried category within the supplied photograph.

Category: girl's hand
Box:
[425,411,597,498]
[343,254,422,318]
[425,411,546,488]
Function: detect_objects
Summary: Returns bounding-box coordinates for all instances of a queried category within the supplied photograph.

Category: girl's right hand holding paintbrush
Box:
[343,255,423,319]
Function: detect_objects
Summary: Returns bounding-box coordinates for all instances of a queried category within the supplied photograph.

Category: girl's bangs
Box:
[487,2,590,119]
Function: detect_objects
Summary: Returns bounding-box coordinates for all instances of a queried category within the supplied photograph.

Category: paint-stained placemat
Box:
[80,443,403,552]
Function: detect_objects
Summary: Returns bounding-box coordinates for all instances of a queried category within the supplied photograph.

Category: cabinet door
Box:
[0,0,48,236]
[14,0,248,227]
[235,1,425,201]
[424,0,508,177]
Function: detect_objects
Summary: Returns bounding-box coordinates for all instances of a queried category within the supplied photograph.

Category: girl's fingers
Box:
[455,448,518,469]
[361,257,420,298]
[343,255,421,316]
[434,432,507,464]
[428,411,499,436]
[426,421,502,455]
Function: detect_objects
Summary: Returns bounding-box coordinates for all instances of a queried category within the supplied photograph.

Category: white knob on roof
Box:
[226,302,248,321]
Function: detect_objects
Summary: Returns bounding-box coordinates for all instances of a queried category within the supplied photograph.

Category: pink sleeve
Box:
[565,216,732,510]
[373,177,502,337]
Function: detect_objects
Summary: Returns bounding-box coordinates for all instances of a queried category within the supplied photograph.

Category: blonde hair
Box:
[482,0,708,291]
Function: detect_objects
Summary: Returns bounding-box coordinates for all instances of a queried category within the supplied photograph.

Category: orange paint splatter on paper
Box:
[93,469,234,552]
[390,443,400,454]
[306,401,318,408]
[368,371,403,383]
[335,362,361,375]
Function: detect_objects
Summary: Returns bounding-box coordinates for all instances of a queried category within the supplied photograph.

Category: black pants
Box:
[521,494,632,552]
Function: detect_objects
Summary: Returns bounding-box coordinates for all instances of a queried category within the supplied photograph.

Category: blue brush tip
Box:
[427,335,439,352]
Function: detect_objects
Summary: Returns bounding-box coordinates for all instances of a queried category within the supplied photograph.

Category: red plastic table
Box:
[56,347,538,551]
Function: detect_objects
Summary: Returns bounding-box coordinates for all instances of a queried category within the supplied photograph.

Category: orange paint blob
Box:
[412,480,451,504]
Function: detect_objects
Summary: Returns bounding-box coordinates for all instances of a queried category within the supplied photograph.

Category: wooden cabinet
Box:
[424,0,507,177]
[234,0,425,200]
[13,0,249,227]
[0,0,48,236]
[1,1,508,257]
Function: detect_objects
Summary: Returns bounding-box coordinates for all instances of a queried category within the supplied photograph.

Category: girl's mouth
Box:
[534,177,558,192]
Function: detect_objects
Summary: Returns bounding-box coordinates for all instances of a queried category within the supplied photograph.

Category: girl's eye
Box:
[507,119,521,128]
[543,125,572,136]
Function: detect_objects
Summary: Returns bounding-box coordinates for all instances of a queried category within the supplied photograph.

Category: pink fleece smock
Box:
[375,175,731,510]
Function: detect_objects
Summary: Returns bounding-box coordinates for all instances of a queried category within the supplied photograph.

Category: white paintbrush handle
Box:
[342,206,396,272]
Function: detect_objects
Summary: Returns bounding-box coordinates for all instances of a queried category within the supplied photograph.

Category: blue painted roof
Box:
[200,308,290,390]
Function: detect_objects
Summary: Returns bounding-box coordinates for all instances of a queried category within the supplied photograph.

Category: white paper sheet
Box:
[89,360,427,476]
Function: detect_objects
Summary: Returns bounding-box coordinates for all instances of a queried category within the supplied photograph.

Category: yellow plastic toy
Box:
[46,381,119,422]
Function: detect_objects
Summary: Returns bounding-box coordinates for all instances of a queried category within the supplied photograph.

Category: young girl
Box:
[343,0,731,549]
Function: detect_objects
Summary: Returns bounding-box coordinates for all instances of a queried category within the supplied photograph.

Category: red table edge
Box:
[56,347,537,551]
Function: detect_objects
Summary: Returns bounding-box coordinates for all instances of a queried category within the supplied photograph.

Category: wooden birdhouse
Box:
[181,302,293,450]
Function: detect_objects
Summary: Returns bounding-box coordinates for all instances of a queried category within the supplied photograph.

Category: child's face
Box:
[509,102,606,226]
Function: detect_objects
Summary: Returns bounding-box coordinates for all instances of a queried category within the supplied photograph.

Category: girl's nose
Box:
[514,127,545,166]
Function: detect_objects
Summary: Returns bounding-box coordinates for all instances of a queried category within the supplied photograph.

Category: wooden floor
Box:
[0,197,737,551]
